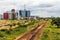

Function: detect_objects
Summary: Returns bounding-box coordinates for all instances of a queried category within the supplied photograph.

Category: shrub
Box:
[52,17,60,28]
[0,32,4,37]
[5,30,11,34]
[0,29,7,32]
[12,23,16,26]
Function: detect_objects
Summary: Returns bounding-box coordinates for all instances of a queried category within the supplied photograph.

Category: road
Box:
[15,21,47,40]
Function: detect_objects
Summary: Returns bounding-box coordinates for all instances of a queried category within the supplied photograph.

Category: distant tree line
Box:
[51,17,60,28]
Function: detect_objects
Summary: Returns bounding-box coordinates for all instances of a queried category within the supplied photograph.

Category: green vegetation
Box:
[51,17,60,28]
[0,26,27,40]
[40,28,60,40]
[40,19,60,40]
[0,20,40,40]
[0,18,60,40]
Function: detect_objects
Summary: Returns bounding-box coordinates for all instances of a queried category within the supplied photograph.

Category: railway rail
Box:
[16,21,47,40]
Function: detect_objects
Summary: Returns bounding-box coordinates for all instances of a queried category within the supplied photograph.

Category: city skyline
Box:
[0,0,60,17]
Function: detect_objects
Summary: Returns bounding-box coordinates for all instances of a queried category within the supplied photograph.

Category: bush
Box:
[5,30,11,34]
[51,17,60,28]
[0,32,4,37]
[12,23,16,26]
[0,29,7,32]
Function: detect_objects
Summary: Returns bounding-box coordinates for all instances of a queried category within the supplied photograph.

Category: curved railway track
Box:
[16,21,47,40]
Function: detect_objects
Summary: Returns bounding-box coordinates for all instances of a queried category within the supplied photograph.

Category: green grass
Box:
[0,20,41,40]
[40,28,60,40]
[0,26,27,40]
[39,19,60,40]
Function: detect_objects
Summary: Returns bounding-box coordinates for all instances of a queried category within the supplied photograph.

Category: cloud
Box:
[0,0,5,1]
[39,4,53,8]
[0,0,60,17]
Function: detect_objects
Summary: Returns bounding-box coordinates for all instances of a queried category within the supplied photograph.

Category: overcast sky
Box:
[0,0,60,17]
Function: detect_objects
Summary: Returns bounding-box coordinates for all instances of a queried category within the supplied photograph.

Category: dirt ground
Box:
[0,20,18,30]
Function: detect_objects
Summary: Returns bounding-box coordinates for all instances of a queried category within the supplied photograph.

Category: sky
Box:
[0,0,60,17]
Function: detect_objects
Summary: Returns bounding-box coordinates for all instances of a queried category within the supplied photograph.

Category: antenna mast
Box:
[24,4,26,10]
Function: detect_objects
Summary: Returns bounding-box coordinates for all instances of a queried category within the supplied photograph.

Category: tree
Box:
[52,17,60,28]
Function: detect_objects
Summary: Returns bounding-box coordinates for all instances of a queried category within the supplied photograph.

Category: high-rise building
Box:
[25,11,30,17]
[19,10,30,18]
[3,9,18,20]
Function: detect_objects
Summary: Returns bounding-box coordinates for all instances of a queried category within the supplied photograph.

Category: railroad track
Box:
[16,21,47,40]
